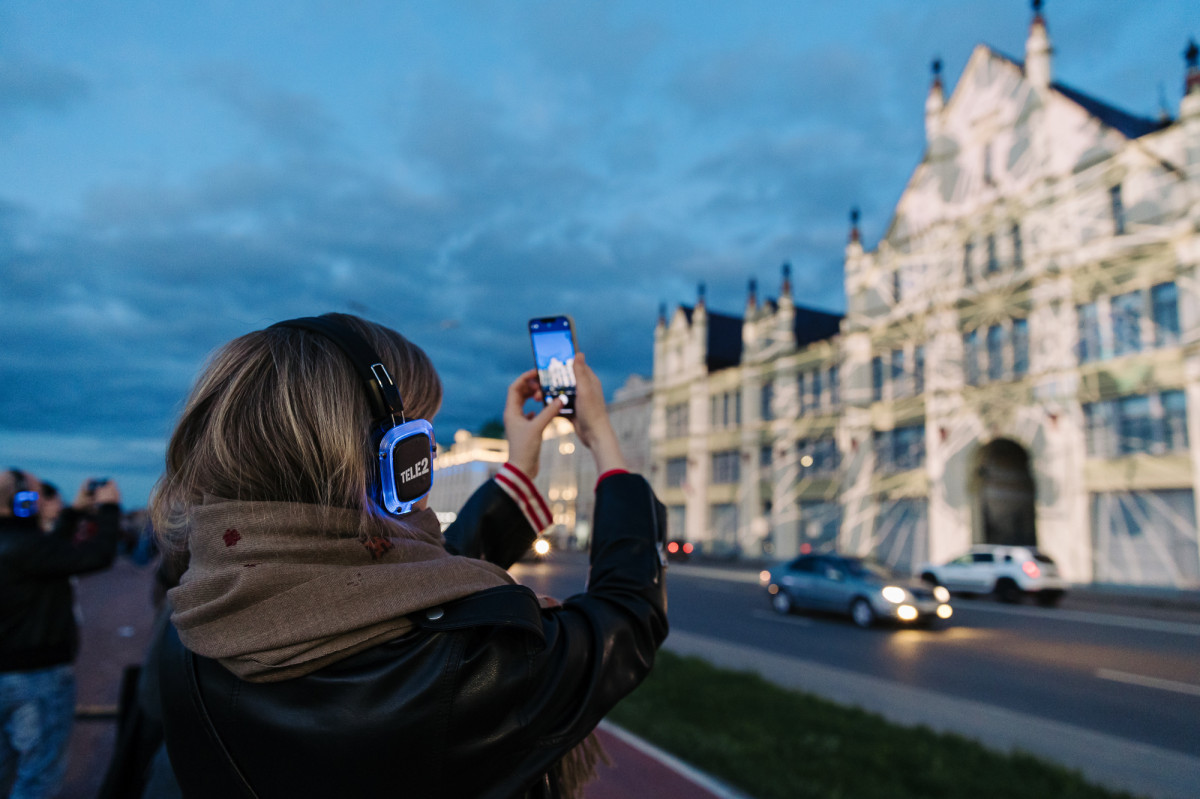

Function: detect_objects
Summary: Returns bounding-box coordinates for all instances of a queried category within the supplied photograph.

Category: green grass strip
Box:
[607,650,1142,799]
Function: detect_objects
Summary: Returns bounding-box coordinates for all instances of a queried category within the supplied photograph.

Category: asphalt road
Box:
[512,551,1200,760]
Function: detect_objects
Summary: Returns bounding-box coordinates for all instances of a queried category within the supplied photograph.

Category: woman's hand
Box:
[570,352,627,474]
[503,369,563,479]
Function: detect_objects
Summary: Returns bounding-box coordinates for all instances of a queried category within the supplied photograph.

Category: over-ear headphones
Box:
[9,468,39,519]
[270,316,435,516]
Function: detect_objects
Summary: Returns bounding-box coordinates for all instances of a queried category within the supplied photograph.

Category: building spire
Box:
[657,301,667,327]
[746,278,758,311]
[1026,0,1052,89]
[849,207,861,244]
[781,262,792,296]
[697,281,706,309]
[1186,38,1200,97]
[925,57,945,140]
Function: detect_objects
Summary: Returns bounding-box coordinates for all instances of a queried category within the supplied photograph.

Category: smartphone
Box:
[529,315,577,415]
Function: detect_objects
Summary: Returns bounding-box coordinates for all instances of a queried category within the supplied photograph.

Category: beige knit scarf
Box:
[169,499,605,796]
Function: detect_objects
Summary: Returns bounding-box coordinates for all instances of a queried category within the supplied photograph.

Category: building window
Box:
[894,425,926,471]
[1011,223,1023,269]
[872,356,884,401]
[914,346,925,394]
[1110,184,1126,236]
[986,233,998,274]
[1117,396,1153,455]
[710,503,739,553]
[891,349,906,397]
[828,365,840,406]
[963,330,980,386]
[665,457,687,488]
[963,240,974,286]
[1013,319,1029,376]
[811,369,823,410]
[1086,391,1189,457]
[986,325,1006,381]
[1111,291,1143,356]
[874,425,926,474]
[1152,282,1180,347]
[1077,302,1101,364]
[710,391,742,430]
[666,403,689,438]
[667,505,686,540]
[1083,403,1107,457]
[1162,390,1189,451]
[798,437,840,476]
[893,269,902,303]
[761,380,774,422]
[711,450,741,484]
[760,445,773,468]
[797,372,808,414]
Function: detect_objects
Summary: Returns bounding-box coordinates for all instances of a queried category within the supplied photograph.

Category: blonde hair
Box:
[150,314,441,547]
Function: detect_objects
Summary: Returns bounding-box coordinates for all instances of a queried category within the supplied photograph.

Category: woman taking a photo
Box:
[151,313,667,799]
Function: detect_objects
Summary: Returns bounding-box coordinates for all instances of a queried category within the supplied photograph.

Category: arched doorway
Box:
[975,438,1037,547]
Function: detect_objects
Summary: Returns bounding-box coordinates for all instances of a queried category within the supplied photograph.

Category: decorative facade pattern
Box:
[649,13,1200,587]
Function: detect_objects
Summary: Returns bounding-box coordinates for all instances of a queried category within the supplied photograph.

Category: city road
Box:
[512,551,1200,760]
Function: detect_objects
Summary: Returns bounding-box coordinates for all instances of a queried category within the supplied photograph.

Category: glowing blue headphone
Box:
[9,469,39,519]
[271,316,435,516]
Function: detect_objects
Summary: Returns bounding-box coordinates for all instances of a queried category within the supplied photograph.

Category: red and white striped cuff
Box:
[494,463,553,533]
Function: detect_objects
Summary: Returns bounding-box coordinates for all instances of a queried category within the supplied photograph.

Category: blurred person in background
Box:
[34,484,61,535]
[0,470,122,799]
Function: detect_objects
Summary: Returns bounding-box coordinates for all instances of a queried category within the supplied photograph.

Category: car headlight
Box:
[933,586,950,603]
[881,585,907,604]
[533,539,551,556]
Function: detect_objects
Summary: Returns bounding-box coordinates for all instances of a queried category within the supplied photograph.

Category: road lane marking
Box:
[1096,669,1200,697]
[670,564,763,584]
[751,609,813,626]
[953,601,1200,637]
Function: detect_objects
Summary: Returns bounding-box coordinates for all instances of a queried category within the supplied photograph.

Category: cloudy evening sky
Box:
[1,1,1195,506]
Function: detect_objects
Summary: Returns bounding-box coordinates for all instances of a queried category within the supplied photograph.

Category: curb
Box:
[597,721,753,799]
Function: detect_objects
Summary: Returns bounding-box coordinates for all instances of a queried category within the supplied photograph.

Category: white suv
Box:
[919,545,1068,606]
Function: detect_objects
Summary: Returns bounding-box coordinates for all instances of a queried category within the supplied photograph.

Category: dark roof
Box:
[792,305,843,347]
[676,302,841,372]
[991,48,1167,139]
[706,311,743,372]
[1052,81,1168,139]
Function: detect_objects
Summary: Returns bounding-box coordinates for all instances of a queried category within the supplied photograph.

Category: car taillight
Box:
[683,543,694,554]
[668,542,679,554]
[1022,560,1041,579]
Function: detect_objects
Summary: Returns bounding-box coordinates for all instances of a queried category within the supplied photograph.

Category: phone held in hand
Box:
[529,315,577,415]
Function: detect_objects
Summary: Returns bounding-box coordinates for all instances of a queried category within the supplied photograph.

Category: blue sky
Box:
[1,1,1194,506]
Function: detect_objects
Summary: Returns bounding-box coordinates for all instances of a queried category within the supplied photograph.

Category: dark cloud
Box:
[0,56,89,118]
[2,1,1186,505]
[188,63,340,153]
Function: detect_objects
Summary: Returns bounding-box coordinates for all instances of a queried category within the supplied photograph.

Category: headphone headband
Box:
[271,316,407,423]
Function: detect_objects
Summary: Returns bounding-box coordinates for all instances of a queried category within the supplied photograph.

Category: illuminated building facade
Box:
[650,11,1200,586]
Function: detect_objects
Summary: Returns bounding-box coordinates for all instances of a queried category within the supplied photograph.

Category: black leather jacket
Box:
[160,472,668,799]
[0,505,120,672]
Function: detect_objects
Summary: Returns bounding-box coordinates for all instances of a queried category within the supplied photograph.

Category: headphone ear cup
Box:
[10,470,39,519]
[377,420,435,515]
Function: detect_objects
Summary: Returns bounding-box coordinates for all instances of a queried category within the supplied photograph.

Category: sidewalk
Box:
[61,557,734,799]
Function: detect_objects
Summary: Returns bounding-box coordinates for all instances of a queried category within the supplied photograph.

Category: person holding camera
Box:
[0,471,122,799]
[151,313,668,798]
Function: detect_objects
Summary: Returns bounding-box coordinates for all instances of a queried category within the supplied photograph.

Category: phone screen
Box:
[529,316,576,415]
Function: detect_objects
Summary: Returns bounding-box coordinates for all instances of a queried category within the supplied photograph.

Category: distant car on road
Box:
[762,553,952,628]
[665,539,694,562]
[918,545,1067,606]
